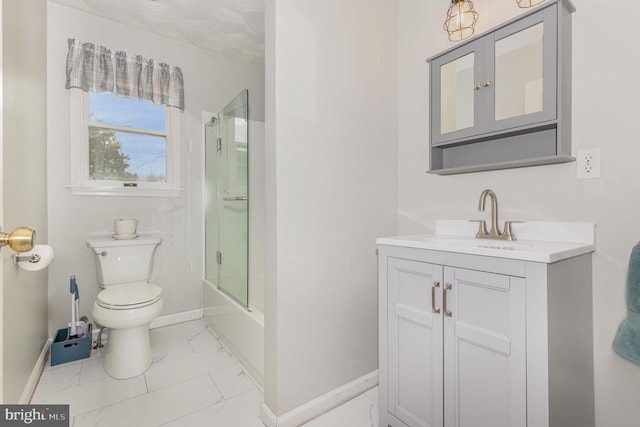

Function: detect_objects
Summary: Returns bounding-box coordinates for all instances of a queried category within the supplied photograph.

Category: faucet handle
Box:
[469,220,488,238]
[502,220,524,241]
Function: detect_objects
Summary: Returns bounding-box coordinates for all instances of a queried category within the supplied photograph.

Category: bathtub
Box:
[203,279,264,388]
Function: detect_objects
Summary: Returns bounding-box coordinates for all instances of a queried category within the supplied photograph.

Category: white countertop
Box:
[377,220,596,263]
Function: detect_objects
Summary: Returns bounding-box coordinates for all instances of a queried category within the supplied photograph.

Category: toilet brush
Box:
[69,276,79,339]
[68,276,88,339]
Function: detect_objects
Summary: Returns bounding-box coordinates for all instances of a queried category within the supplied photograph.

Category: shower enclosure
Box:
[205,90,249,307]
[204,89,264,385]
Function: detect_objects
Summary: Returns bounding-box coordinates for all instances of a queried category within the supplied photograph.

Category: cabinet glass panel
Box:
[440,52,475,134]
[494,22,544,121]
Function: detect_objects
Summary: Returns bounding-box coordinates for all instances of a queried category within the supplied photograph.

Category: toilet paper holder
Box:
[12,253,41,265]
[12,244,55,271]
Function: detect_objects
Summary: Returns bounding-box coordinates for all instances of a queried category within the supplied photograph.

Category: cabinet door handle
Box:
[443,283,453,317]
[483,79,492,87]
[474,82,482,90]
[432,281,441,314]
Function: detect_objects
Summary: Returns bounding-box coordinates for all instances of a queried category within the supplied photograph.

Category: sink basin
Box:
[377,220,595,263]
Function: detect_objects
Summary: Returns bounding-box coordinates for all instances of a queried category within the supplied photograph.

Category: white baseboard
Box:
[21,338,52,404]
[260,402,278,427]
[149,308,203,329]
[259,370,378,427]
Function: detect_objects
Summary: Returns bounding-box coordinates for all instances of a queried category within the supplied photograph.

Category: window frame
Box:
[68,88,182,197]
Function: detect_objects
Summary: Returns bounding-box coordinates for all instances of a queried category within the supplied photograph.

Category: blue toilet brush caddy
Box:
[51,325,92,366]
[50,276,92,366]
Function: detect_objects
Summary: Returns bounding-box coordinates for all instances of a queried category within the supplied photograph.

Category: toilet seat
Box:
[97,282,163,310]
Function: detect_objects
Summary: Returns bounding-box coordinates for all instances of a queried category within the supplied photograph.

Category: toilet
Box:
[86,236,165,379]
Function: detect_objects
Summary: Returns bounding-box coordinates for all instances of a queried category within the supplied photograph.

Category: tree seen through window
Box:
[88,93,167,183]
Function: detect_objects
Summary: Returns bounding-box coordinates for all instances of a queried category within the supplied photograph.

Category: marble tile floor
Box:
[30,319,378,427]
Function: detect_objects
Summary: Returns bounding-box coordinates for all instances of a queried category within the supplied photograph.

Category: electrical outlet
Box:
[576,148,601,179]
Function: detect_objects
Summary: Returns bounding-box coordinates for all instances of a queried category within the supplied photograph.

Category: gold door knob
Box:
[0,227,36,252]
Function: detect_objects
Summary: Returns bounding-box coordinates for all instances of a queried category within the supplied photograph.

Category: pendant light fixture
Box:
[444,0,479,42]
[516,0,545,7]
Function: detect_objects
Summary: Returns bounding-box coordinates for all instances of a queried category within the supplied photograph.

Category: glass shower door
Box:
[206,90,249,307]
[219,90,249,306]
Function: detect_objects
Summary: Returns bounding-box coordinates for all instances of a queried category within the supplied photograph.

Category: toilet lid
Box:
[97,282,163,309]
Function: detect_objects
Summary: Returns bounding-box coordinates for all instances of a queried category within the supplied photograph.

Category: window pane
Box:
[89,92,165,132]
[89,127,166,182]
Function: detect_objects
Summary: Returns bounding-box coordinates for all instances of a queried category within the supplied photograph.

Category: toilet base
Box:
[103,325,153,379]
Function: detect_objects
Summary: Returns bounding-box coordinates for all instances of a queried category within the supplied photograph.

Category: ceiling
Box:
[50,0,265,65]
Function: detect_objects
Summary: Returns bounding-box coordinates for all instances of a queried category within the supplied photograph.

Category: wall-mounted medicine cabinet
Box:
[427,0,575,175]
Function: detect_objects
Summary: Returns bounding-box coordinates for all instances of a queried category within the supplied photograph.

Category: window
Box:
[69,89,181,196]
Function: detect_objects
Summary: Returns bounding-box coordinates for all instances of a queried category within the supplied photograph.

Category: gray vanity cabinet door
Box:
[443,267,527,427]
[384,257,444,427]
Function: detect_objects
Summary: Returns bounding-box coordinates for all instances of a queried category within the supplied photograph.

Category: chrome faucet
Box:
[473,189,516,241]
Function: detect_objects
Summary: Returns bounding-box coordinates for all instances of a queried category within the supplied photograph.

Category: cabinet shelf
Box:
[427,154,574,176]
[429,121,573,174]
[430,120,558,148]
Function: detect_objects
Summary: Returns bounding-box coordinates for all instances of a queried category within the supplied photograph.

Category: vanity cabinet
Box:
[427,0,575,174]
[378,243,594,427]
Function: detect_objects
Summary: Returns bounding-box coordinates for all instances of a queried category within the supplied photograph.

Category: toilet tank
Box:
[86,237,162,287]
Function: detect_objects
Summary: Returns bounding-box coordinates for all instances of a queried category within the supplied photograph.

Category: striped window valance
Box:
[65,38,185,110]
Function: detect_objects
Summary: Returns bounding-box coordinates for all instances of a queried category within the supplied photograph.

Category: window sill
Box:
[65,185,183,198]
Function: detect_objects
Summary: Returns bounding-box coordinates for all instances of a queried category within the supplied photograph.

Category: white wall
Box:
[264,0,399,416]
[47,3,264,336]
[1,0,49,403]
[399,0,640,425]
